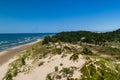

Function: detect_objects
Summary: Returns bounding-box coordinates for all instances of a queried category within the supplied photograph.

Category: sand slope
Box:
[13,54,86,80]
[0,57,17,80]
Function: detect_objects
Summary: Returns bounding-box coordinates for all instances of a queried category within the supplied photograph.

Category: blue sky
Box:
[0,0,120,33]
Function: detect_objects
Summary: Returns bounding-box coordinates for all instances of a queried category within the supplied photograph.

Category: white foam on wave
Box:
[0,41,9,45]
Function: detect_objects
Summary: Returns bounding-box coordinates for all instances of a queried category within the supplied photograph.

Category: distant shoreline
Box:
[0,39,42,66]
[0,33,55,52]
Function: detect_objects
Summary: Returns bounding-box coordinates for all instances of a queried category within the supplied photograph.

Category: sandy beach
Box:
[0,39,41,79]
[0,39,41,66]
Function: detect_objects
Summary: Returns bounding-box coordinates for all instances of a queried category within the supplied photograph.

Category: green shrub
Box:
[3,73,12,80]
[55,66,58,72]
[70,53,79,61]
[81,59,120,80]
[38,61,44,66]
[62,68,71,75]
[60,63,63,66]
[46,74,52,80]
[52,48,62,55]
[3,57,26,80]
[21,57,25,65]
[42,36,52,44]
[56,75,61,79]
[82,47,93,55]
[3,67,18,80]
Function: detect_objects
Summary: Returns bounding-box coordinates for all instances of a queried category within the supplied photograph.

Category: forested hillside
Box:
[43,29,120,44]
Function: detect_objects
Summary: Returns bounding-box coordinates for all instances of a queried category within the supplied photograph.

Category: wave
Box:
[0,41,9,45]
[0,33,55,51]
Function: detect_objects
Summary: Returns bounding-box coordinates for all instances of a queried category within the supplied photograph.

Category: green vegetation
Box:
[56,75,62,79]
[46,74,52,80]
[52,48,62,55]
[42,29,120,45]
[42,36,52,44]
[3,57,26,80]
[3,29,120,80]
[70,53,79,61]
[62,68,71,75]
[60,63,63,66]
[46,67,77,80]
[81,58,120,80]
[55,66,58,72]
[89,44,120,60]
[38,61,44,66]
[82,47,93,55]
[3,73,12,80]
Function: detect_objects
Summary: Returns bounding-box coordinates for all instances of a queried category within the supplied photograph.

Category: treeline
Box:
[42,29,120,44]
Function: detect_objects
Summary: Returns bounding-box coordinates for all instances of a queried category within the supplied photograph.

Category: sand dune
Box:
[13,54,86,80]
[0,39,41,80]
[0,57,17,79]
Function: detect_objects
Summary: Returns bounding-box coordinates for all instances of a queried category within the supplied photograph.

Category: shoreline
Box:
[0,39,42,66]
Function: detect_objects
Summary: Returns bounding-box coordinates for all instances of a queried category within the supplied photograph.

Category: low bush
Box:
[70,53,79,61]
[46,74,52,80]
[82,47,93,55]
[54,66,58,72]
[81,59,120,80]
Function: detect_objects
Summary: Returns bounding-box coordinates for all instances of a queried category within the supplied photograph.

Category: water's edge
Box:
[0,33,55,52]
